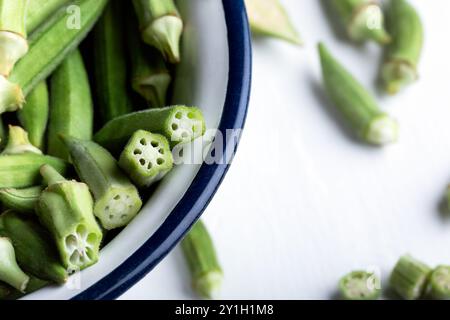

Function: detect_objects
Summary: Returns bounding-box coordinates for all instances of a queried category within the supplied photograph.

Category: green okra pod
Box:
[0,116,5,149]
[0,237,29,292]
[0,153,68,188]
[61,136,143,230]
[318,43,398,146]
[182,220,223,299]
[245,0,301,45]
[95,106,206,152]
[2,126,42,155]
[381,0,423,94]
[330,0,390,45]
[36,165,102,271]
[127,9,171,108]
[48,49,93,160]
[0,0,29,77]
[0,275,47,300]
[0,211,68,283]
[18,81,49,150]
[26,0,71,34]
[390,254,431,300]
[0,186,42,213]
[426,265,450,300]
[132,0,183,64]
[339,271,381,300]
[119,130,174,187]
[0,0,108,113]
[92,0,132,123]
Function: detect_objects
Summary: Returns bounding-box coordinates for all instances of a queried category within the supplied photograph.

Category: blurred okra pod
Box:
[427,265,450,300]
[339,271,381,300]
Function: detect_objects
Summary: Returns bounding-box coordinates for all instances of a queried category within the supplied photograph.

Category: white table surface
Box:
[120,0,450,300]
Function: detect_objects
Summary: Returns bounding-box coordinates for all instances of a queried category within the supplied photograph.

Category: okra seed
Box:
[121,215,127,220]
[109,215,114,220]
[139,159,146,166]
[134,149,142,155]
[151,141,159,147]
[114,195,121,200]
[147,162,153,170]
[65,235,78,250]
[187,112,195,119]
[175,112,182,119]
[76,224,88,238]
[172,123,178,130]
[158,148,164,155]
[140,138,147,146]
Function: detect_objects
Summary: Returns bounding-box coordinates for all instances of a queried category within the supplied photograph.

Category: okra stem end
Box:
[0,76,24,114]
[0,31,28,77]
[382,60,418,95]
[2,125,42,155]
[365,115,398,146]
[349,3,390,45]
[133,73,171,108]
[194,270,223,300]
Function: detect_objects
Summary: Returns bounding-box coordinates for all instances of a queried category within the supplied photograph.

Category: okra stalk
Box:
[119,130,174,187]
[127,9,171,108]
[0,211,68,283]
[182,220,223,299]
[0,0,29,77]
[2,126,42,155]
[36,165,102,271]
[95,106,206,152]
[0,186,42,213]
[381,0,423,94]
[0,0,108,112]
[132,0,183,64]
[245,0,301,45]
[18,81,49,149]
[92,0,132,123]
[390,255,431,300]
[26,0,71,34]
[318,43,398,145]
[426,266,450,300]
[61,136,143,230]
[48,49,93,160]
[0,237,29,292]
[330,0,390,44]
[0,153,68,188]
[339,271,381,300]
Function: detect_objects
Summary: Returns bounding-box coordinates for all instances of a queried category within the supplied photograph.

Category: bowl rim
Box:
[72,0,252,300]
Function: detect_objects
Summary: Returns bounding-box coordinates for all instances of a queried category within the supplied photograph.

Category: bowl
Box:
[25,0,251,300]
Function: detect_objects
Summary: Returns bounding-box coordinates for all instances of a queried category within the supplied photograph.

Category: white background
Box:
[120,0,450,299]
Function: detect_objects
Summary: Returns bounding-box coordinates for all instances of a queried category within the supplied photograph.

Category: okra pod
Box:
[339,271,381,300]
[0,116,5,149]
[381,0,423,94]
[0,275,47,300]
[0,153,68,188]
[426,266,450,300]
[95,106,206,152]
[0,237,29,292]
[119,130,173,187]
[48,49,93,160]
[0,211,68,283]
[36,165,102,271]
[245,0,301,45]
[318,43,398,145]
[127,9,171,108]
[17,81,49,149]
[0,186,42,213]
[92,0,132,123]
[132,0,183,63]
[2,126,42,155]
[61,136,143,230]
[0,0,29,77]
[182,220,223,299]
[330,0,390,44]
[26,0,71,34]
[0,0,108,112]
[390,255,431,300]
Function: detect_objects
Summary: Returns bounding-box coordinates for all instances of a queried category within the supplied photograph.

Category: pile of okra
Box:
[0,0,207,299]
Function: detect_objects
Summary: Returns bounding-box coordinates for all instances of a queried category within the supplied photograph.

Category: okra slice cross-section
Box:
[339,271,381,300]
[119,130,174,187]
[427,265,450,300]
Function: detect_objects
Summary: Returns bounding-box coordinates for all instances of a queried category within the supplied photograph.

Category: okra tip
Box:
[0,76,24,114]
[0,31,29,77]
[194,270,224,300]
[40,164,66,186]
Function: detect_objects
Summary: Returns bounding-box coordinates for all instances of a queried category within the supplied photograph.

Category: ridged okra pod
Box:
[95,106,206,152]
[245,0,301,45]
[92,0,132,123]
[0,0,108,113]
[381,0,423,94]
[0,186,42,213]
[182,220,223,299]
[330,0,390,45]
[339,271,381,300]
[18,81,49,149]
[0,211,68,283]
[1,125,42,155]
[48,49,93,160]
[127,9,171,108]
[390,255,431,300]
[36,165,102,271]
[318,43,398,145]
[0,0,29,77]
[132,0,183,63]
[0,153,68,188]
[0,275,47,300]
[426,266,450,300]
[0,237,29,292]
[26,0,71,34]
[61,136,143,230]
[119,130,173,187]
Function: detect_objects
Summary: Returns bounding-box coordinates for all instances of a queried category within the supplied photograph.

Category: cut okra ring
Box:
[390,255,431,300]
[339,271,381,300]
[119,130,173,187]
[427,266,450,300]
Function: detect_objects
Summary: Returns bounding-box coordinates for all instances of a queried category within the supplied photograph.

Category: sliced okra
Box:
[390,255,431,300]
[339,271,381,300]
[427,265,450,300]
